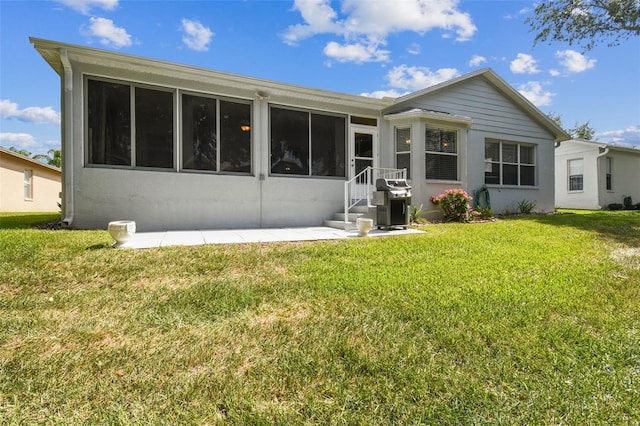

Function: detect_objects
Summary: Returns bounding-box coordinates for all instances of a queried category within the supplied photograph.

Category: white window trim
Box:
[485,139,537,187]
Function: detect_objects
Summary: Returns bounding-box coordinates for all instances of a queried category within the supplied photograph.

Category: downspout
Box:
[595,146,609,209]
[60,48,74,227]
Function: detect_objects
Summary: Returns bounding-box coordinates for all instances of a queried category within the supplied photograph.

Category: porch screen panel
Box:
[220,100,251,173]
[425,128,457,180]
[135,87,174,168]
[270,107,309,175]
[87,79,131,166]
[310,113,345,177]
[182,94,217,171]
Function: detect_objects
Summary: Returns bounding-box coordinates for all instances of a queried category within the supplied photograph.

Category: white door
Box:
[349,126,377,180]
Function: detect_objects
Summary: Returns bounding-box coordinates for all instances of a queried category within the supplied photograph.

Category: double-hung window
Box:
[270,106,346,177]
[24,169,33,200]
[395,127,411,179]
[87,79,174,169]
[485,140,536,186]
[425,127,457,180]
[605,157,613,191]
[568,158,584,191]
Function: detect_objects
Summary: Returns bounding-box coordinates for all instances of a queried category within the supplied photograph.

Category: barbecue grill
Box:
[373,178,412,230]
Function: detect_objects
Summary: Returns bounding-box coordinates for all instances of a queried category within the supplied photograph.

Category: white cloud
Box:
[517,81,554,107]
[88,17,132,48]
[596,125,640,146]
[504,7,531,19]
[386,65,460,91]
[0,100,61,125]
[0,133,39,150]
[468,54,487,67]
[56,0,118,14]
[181,19,214,52]
[549,69,561,77]
[324,41,389,63]
[510,53,540,74]
[555,49,596,74]
[360,89,408,99]
[407,43,421,55]
[284,0,477,63]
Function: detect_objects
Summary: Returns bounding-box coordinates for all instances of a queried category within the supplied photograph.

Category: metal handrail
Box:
[343,166,406,224]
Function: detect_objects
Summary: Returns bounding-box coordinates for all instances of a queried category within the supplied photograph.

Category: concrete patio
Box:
[117,226,424,249]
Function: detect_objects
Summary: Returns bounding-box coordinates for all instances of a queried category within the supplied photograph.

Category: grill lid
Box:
[376,178,411,191]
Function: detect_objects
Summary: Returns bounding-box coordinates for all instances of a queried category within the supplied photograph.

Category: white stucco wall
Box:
[555,140,640,209]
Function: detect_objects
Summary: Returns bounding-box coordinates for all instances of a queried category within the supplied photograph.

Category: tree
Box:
[546,112,596,139]
[527,0,640,50]
[8,146,32,157]
[33,149,62,168]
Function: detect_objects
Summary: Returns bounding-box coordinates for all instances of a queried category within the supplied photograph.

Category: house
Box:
[555,139,640,210]
[0,146,61,212]
[30,37,569,231]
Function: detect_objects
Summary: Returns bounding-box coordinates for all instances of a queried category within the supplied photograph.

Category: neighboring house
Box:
[31,38,569,231]
[555,139,640,210]
[0,147,61,212]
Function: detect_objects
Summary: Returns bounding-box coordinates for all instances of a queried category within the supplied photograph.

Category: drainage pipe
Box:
[60,48,74,227]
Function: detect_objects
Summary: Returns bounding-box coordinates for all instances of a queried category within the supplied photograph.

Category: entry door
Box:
[350,126,377,180]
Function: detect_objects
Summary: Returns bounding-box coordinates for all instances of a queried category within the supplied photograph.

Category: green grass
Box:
[1,210,639,424]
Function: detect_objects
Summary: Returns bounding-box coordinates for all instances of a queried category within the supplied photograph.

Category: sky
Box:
[1,0,639,157]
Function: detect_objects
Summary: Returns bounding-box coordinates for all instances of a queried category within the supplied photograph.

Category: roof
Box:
[563,138,640,155]
[384,108,473,127]
[392,68,571,142]
[29,37,393,111]
[0,147,62,173]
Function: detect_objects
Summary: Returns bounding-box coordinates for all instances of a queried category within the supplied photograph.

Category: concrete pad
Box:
[115,226,424,249]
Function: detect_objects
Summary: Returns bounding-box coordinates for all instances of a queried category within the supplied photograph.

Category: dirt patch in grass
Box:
[610,247,640,269]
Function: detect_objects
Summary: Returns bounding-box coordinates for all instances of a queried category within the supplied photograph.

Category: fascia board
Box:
[384,109,473,127]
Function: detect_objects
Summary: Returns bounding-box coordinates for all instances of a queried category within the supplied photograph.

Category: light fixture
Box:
[240,120,251,132]
[405,138,411,144]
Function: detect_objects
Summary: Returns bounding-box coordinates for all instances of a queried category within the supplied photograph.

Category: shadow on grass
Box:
[503,210,640,246]
[0,213,61,230]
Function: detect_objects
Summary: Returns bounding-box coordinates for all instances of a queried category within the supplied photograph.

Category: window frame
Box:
[425,126,458,181]
[84,76,253,175]
[605,157,613,191]
[269,105,347,179]
[484,139,537,187]
[24,169,33,200]
[180,91,253,175]
[568,158,584,192]
[395,126,411,180]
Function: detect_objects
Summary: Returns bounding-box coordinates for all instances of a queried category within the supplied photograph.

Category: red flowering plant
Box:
[429,189,474,222]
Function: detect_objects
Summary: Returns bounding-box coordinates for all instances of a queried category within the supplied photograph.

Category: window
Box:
[484,140,536,186]
[425,127,457,180]
[182,94,251,173]
[87,77,252,174]
[395,127,411,179]
[270,107,345,177]
[24,169,33,200]
[88,79,131,166]
[605,157,613,190]
[88,79,174,169]
[568,158,583,191]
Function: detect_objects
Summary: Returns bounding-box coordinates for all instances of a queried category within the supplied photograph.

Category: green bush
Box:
[475,205,493,219]
[430,189,473,222]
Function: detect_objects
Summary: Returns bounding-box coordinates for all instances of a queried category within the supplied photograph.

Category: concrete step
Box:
[333,212,366,222]
[323,219,357,230]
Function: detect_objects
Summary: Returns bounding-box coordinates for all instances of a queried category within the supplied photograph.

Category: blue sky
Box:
[1,0,639,156]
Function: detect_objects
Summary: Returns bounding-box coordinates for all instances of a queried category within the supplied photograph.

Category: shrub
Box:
[608,203,623,211]
[409,204,426,223]
[517,199,537,214]
[476,206,493,220]
[430,189,473,222]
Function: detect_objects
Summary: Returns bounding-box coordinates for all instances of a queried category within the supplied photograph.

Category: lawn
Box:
[1,211,639,424]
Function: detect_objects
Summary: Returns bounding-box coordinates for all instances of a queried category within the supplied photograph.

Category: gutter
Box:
[60,48,74,227]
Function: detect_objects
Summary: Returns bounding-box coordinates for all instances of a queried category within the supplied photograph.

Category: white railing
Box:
[343,167,406,224]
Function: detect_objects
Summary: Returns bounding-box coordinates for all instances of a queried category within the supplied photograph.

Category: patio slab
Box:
[117,226,423,249]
